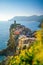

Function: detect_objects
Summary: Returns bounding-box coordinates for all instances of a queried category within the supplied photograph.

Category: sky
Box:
[0,0,43,21]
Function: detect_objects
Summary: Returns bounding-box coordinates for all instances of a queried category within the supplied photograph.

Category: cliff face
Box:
[0,21,32,56]
[7,21,32,54]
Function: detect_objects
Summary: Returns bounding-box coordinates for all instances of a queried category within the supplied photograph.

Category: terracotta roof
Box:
[14,31,20,35]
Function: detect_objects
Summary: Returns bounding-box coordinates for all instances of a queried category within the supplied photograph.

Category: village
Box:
[0,21,36,56]
[7,20,36,55]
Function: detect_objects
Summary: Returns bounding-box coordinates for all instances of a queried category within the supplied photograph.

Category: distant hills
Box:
[9,15,43,22]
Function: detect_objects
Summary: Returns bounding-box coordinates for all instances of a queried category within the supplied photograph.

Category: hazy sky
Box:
[0,0,43,21]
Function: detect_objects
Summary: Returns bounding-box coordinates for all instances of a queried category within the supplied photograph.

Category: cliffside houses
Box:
[11,21,35,42]
[10,21,36,54]
[17,35,35,50]
[16,35,35,54]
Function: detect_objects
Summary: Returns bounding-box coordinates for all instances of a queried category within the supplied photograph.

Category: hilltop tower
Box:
[14,20,16,25]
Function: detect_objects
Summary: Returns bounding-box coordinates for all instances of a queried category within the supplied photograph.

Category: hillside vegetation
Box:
[0,20,43,65]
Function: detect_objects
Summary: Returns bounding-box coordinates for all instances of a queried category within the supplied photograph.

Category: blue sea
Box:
[0,21,40,61]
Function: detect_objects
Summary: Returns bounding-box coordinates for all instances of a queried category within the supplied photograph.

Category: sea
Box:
[0,20,40,61]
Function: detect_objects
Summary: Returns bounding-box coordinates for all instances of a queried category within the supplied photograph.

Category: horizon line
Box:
[0,14,43,21]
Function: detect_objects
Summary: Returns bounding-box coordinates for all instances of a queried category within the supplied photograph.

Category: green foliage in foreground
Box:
[5,40,43,65]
